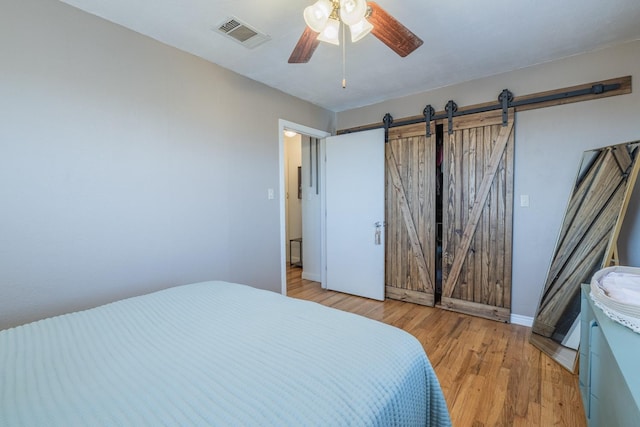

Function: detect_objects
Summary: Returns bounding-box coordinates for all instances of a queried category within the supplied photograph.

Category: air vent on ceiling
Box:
[215,17,271,49]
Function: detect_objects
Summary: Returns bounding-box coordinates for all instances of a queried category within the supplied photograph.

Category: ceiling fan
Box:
[289,0,424,64]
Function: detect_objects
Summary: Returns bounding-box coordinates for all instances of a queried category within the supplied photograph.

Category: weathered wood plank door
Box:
[441,109,515,322]
[385,123,437,306]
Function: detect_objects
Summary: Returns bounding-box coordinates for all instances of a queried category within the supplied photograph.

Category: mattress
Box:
[1,281,451,426]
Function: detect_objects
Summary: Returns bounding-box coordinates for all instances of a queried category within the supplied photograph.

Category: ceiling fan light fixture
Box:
[303,0,333,32]
[348,18,373,42]
[289,1,424,65]
[317,18,341,45]
[339,0,367,26]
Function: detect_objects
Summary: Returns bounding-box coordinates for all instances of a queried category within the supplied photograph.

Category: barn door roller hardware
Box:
[383,113,393,142]
[423,105,435,137]
[445,101,458,135]
[422,83,620,136]
[499,89,513,127]
[342,76,630,141]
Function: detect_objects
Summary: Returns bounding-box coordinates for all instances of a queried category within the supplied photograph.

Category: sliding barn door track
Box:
[340,76,631,142]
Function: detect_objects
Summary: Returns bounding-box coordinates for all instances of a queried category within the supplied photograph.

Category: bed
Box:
[1,281,451,426]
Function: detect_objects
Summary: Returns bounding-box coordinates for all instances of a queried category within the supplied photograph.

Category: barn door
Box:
[441,109,515,322]
[385,123,437,306]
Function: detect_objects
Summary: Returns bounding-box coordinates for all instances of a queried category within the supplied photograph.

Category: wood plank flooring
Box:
[286,265,586,427]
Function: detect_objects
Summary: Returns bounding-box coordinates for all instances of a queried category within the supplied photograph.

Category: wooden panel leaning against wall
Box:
[384,109,515,323]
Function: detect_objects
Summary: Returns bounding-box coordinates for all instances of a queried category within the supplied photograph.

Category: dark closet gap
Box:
[435,123,444,305]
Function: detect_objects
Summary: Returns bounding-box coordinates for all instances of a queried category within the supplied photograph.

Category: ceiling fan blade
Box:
[288,27,321,63]
[367,2,423,57]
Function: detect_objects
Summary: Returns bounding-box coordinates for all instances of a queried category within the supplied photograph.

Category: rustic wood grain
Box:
[385,286,434,306]
[367,2,424,58]
[287,266,586,427]
[385,132,436,304]
[503,123,515,310]
[288,27,320,63]
[440,296,511,322]
[386,110,514,322]
[386,146,432,293]
[442,112,514,307]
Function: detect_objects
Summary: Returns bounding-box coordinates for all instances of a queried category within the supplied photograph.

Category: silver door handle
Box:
[374,221,384,245]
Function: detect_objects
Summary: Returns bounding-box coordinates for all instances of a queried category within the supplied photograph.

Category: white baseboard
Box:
[510,314,534,327]
[302,272,321,282]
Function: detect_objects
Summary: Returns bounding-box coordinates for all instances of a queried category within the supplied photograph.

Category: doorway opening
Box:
[278,120,330,296]
[284,131,303,273]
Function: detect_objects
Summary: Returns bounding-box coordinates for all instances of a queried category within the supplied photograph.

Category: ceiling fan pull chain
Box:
[342,21,347,88]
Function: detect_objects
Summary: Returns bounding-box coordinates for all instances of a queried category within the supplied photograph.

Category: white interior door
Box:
[324,129,385,300]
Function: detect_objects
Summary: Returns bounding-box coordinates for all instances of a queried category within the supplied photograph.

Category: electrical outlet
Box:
[267,188,274,200]
[520,194,530,207]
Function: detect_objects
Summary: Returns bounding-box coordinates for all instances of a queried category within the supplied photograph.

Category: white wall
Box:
[0,0,334,329]
[338,40,640,318]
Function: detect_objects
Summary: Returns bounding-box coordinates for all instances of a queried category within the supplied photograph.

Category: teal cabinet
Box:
[580,285,640,426]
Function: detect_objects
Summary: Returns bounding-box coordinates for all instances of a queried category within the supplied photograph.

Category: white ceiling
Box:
[60,0,640,112]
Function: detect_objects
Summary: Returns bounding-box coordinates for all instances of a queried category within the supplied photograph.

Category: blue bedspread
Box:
[1,281,451,426]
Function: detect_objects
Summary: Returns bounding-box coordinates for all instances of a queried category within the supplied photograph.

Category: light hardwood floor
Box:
[286,265,586,427]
